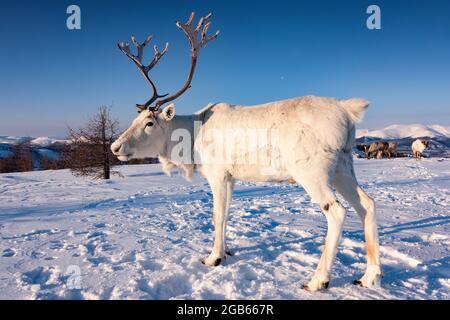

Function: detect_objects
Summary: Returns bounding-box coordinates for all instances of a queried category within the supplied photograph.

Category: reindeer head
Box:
[111,105,176,161]
[111,12,219,161]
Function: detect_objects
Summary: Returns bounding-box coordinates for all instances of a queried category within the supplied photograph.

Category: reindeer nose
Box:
[112,144,121,154]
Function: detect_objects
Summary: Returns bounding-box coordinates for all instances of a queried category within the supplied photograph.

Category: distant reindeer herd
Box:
[357,139,429,160]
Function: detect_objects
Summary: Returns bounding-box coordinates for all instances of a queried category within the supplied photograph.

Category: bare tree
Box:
[0,154,16,173]
[62,106,120,179]
[0,142,34,173]
[40,155,65,170]
[14,142,34,172]
[0,141,34,173]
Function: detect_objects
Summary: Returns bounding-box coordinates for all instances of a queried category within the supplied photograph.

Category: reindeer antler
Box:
[178,12,220,57]
[117,12,219,112]
[117,35,169,111]
[150,12,220,111]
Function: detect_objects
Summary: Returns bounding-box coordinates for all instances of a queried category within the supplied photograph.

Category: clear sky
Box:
[0,0,449,137]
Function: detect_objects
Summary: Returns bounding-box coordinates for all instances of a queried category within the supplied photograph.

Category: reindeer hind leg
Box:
[292,167,346,292]
[333,158,382,288]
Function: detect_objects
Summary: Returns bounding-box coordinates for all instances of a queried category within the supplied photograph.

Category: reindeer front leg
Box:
[211,178,234,256]
[202,172,229,266]
[223,178,235,256]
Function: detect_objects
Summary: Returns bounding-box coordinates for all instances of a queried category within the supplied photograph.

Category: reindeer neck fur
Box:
[158,103,216,180]
[158,114,199,181]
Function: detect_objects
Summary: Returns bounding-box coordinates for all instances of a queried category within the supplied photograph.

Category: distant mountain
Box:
[0,136,67,146]
[0,136,67,170]
[356,124,450,139]
[30,137,68,147]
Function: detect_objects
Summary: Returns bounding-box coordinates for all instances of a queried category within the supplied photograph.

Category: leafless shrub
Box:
[62,106,121,179]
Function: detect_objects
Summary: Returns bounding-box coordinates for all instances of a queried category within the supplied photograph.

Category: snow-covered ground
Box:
[0,158,449,300]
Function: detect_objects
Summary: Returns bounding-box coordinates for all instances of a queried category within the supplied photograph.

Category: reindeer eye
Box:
[145,121,154,128]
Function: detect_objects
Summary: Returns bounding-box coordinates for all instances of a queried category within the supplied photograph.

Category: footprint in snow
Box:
[2,248,16,257]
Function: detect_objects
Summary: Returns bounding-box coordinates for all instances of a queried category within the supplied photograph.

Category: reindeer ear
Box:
[160,104,176,121]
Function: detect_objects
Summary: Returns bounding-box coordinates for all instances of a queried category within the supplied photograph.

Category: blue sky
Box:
[0,0,449,137]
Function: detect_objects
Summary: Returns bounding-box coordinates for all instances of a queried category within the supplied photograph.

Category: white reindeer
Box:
[412,139,429,159]
[111,12,382,292]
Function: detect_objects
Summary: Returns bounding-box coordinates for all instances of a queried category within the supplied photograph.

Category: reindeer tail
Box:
[341,98,370,123]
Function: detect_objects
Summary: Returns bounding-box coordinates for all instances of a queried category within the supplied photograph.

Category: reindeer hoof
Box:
[353,280,363,286]
[353,266,382,288]
[208,249,233,257]
[303,281,329,292]
[201,257,222,267]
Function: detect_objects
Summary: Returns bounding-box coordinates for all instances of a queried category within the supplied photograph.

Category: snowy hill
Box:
[0,136,67,168]
[30,137,67,147]
[0,136,67,148]
[0,159,449,299]
[356,124,450,139]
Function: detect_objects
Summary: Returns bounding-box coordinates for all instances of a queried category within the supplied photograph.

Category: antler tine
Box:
[117,35,169,109]
[118,42,131,56]
[148,42,169,70]
[175,12,219,56]
[143,35,153,46]
[195,12,211,32]
[186,12,196,26]
[131,36,140,49]
[129,35,153,64]
[150,12,219,111]
[201,23,220,48]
